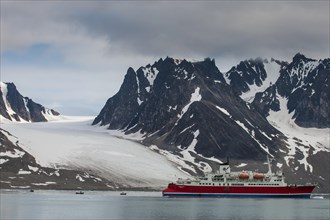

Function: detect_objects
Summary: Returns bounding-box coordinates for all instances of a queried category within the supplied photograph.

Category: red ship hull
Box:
[163,183,315,198]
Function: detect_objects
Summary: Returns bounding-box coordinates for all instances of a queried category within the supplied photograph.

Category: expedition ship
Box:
[163,158,315,198]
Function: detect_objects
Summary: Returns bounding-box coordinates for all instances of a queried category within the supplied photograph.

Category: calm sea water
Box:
[1,190,329,220]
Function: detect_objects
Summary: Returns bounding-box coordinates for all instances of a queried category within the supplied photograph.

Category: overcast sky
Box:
[1,1,329,115]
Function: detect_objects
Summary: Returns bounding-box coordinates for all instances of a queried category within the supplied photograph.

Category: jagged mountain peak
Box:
[292,53,316,63]
[93,57,285,168]
[0,81,60,122]
[225,57,281,102]
[252,54,329,128]
[92,54,329,191]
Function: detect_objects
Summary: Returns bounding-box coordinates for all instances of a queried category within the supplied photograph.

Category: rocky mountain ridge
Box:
[0,82,60,122]
[252,53,329,128]
[93,54,329,192]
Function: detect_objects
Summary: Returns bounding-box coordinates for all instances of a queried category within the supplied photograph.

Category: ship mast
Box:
[266,155,272,175]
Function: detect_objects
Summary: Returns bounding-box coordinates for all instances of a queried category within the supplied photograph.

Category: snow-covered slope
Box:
[267,96,329,169]
[1,116,189,188]
[0,128,116,190]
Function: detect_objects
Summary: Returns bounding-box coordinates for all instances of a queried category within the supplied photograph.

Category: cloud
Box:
[65,1,329,60]
[1,1,329,115]
[2,1,329,60]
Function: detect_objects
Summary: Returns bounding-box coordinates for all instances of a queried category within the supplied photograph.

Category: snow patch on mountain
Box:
[216,106,230,116]
[0,148,26,158]
[135,73,143,105]
[28,165,39,172]
[178,87,202,119]
[149,145,196,175]
[289,60,319,81]
[268,95,329,171]
[0,158,9,164]
[18,170,32,175]
[142,67,159,86]
[241,60,281,102]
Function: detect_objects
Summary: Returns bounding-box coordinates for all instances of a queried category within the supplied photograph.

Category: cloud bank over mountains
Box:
[1,1,329,115]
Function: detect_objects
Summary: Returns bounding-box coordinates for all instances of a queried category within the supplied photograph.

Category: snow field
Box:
[1,116,189,188]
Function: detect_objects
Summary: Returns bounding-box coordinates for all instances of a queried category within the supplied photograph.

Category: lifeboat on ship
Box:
[253,173,265,179]
[239,172,249,179]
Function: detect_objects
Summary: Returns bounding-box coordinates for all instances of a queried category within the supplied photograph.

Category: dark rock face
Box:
[0,82,60,122]
[0,129,118,190]
[225,58,268,96]
[252,85,280,117]
[252,53,330,128]
[94,57,285,164]
[93,67,139,128]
